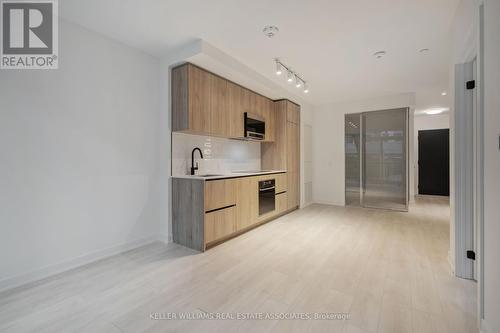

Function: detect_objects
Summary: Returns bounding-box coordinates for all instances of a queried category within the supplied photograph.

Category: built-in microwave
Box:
[244,112,265,141]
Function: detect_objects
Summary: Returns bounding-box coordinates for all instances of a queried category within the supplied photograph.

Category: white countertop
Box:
[171,170,287,181]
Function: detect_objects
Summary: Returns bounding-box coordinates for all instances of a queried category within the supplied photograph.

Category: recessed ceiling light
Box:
[373,51,386,59]
[441,92,447,96]
[425,107,449,115]
[419,48,430,53]
[263,25,279,38]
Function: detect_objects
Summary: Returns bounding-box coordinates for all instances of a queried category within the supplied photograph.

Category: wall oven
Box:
[244,112,265,141]
[259,179,275,215]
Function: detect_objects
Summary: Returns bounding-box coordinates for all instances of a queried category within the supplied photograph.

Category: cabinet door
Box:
[276,192,288,214]
[205,179,236,211]
[287,122,300,173]
[286,120,300,209]
[236,177,258,230]
[188,65,211,134]
[286,102,300,124]
[205,206,236,244]
[287,172,299,209]
[263,98,275,142]
[228,82,244,138]
[210,74,229,137]
[275,173,287,193]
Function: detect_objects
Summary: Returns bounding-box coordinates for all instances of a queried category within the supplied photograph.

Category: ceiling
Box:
[60,0,459,106]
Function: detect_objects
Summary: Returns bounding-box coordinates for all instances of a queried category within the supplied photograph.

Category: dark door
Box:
[418,129,450,196]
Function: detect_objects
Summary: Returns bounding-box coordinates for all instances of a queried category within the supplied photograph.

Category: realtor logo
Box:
[1,0,58,69]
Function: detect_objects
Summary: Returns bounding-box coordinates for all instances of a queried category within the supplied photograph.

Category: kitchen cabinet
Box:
[172,63,275,141]
[227,81,244,138]
[275,173,287,193]
[276,192,288,214]
[172,64,211,134]
[236,177,258,230]
[205,179,236,211]
[261,100,300,210]
[210,74,229,137]
[205,206,236,245]
[172,172,288,251]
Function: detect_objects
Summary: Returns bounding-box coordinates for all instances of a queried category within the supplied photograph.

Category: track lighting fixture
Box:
[275,59,282,75]
[274,59,309,93]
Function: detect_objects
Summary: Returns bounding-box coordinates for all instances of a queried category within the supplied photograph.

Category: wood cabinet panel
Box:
[286,121,300,173]
[276,192,288,214]
[263,98,275,142]
[287,102,300,124]
[205,206,236,244]
[235,177,259,230]
[228,82,244,138]
[287,172,300,209]
[188,65,211,134]
[275,173,287,193]
[210,74,229,137]
[261,100,287,170]
[205,179,236,211]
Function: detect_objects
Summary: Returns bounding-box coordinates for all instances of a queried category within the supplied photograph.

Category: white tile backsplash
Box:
[172,133,261,176]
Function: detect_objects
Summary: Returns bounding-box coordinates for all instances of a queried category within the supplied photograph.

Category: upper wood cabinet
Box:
[171,63,275,141]
[227,81,244,138]
[287,102,300,124]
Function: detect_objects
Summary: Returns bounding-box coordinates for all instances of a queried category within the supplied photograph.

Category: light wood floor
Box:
[0,197,477,333]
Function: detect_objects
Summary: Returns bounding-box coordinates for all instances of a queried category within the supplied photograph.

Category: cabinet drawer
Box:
[275,173,287,193]
[205,179,236,211]
[205,206,236,244]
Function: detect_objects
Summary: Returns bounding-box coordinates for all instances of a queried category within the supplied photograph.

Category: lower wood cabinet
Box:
[172,172,289,252]
[204,206,236,245]
[205,179,236,211]
[236,177,258,230]
[276,192,288,214]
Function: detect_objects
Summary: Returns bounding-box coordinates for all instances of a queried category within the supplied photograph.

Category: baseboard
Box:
[0,235,163,293]
[311,200,345,207]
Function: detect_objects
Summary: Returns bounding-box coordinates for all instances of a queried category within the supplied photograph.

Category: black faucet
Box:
[190,147,203,175]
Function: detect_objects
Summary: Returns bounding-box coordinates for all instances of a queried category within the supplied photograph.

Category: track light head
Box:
[295,76,302,88]
[303,83,309,94]
[275,59,282,75]
[287,70,294,83]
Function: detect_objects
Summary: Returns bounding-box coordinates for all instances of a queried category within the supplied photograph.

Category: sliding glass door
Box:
[345,108,409,211]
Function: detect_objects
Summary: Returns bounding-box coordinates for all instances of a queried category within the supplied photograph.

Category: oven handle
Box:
[259,186,275,192]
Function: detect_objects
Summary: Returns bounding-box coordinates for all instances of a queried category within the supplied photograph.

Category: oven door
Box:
[259,180,275,215]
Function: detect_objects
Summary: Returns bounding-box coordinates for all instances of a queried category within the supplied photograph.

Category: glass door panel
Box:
[345,114,361,206]
[361,108,408,210]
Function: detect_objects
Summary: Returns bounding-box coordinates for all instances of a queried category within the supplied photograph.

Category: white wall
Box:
[312,93,415,206]
[413,114,450,195]
[300,103,314,207]
[0,20,161,291]
[171,133,261,175]
[482,0,500,331]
